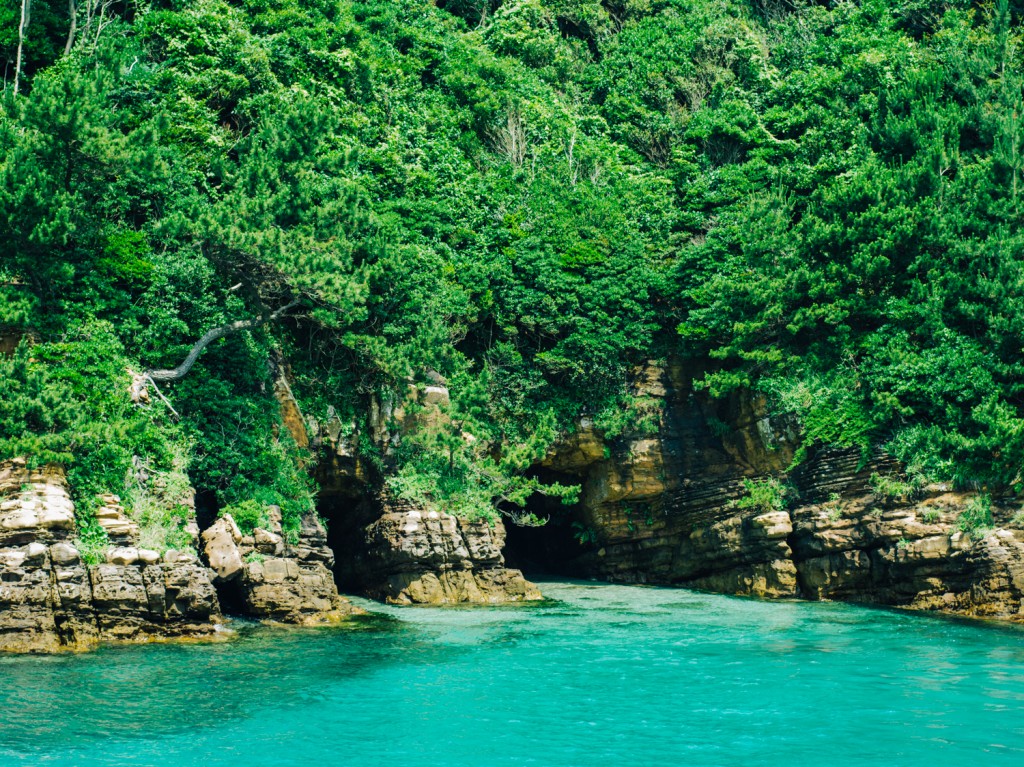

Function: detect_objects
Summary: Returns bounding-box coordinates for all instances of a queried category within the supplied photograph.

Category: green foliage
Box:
[127,444,197,554]
[571,521,599,546]
[957,494,994,535]
[387,390,579,523]
[75,515,110,567]
[221,500,269,536]
[735,477,787,513]
[869,472,924,504]
[6,0,1024,528]
[920,509,940,524]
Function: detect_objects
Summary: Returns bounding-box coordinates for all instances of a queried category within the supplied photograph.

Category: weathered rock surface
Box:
[201,510,357,623]
[543,361,1024,623]
[0,459,221,653]
[345,495,542,605]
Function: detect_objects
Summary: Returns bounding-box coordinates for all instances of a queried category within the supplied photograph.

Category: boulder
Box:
[201,516,244,582]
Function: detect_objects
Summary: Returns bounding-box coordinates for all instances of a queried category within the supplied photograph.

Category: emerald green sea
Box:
[2,581,1023,766]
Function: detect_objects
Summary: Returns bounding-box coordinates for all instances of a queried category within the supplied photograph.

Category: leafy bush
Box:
[957,495,993,536]
[735,477,788,514]
[221,500,269,536]
[869,473,923,504]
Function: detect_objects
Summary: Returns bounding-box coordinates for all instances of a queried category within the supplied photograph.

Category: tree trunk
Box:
[64,0,77,56]
[13,0,32,95]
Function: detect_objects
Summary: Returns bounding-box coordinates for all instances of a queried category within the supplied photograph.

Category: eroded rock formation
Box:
[201,509,357,623]
[350,495,542,605]
[0,459,220,653]
[543,361,1024,622]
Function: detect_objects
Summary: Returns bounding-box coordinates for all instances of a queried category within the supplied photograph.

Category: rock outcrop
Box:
[0,459,221,653]
[201,509,357,623]
[336,495,542,605]
[542,361,1024,622]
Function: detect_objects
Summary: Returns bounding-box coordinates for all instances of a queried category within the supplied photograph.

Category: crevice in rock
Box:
[213,576,249,617]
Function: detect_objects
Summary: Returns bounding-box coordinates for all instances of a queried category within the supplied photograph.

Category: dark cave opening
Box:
[216,576,250,616]
[317,487,377,593]
[193,489,219,533]
[502,471,591,578]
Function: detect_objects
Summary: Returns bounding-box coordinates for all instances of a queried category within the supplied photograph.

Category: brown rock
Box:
[355,496,542,605]
[201,516,244,582]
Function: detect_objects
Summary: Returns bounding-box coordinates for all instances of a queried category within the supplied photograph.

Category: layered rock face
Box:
[310,376,543,605]
[201,509,356,623]
[546,362,1024,622]
[349,496,542,605]
[0,460,220,653]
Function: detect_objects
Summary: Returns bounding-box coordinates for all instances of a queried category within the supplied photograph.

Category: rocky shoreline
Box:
[5,360,1024,654]
[0,460,220,653]
[536,361,1024,623]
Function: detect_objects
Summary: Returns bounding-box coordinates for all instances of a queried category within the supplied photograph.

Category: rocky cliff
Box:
[340,494,541,605]
[0,459,220,653]
[201,508,357,623]
[540,361,1024,622]
[304,376,543,606]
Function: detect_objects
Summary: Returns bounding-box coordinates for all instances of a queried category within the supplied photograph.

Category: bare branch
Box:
[145,300,299,383]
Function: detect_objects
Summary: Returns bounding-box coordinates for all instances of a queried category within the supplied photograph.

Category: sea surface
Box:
[2,581,1024,766]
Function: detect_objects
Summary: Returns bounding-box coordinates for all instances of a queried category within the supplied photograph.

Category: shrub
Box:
[221,499,269,535]
[869,472,922,503]
[957,495,993,535]
[735,477,788,513]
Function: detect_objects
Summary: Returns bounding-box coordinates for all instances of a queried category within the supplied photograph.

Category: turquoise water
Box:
[2,581,1024,767]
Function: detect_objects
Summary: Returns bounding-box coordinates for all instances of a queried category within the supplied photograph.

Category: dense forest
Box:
[3,0,1024,556]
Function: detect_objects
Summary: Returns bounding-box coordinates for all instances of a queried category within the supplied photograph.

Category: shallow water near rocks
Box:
[2,580,1024,766]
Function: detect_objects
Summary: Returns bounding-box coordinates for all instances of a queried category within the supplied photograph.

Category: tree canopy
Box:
[4,0,1024,551]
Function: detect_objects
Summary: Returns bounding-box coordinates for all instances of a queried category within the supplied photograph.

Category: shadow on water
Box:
[4,579,1024,766]
[0,610,441,751]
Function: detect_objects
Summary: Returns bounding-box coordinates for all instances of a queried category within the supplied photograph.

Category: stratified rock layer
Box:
[342,495,541,605]
[548,361,1024,622]
[0,460,220,653]
[201,510,357,623]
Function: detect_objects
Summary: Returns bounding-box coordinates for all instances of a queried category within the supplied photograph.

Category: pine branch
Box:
[145,300,299,383]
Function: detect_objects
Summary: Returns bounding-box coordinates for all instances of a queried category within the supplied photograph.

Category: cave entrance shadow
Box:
[502,472,589,579]
[318,488,376,593]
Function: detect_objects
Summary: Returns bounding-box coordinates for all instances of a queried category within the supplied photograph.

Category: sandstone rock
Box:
[23,541,48,564]
[93,499,140,544]
[137,548,161,566]
[49,542,80,566]
[201,516,244,582]
[206,511,357,624]
[421,385,450,407]
[0,460,224,653]
[752,511,792,539]
[254,527,284,555]
[107,547,139,566]
[541,359,1024,624]
[353,496,542,605]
